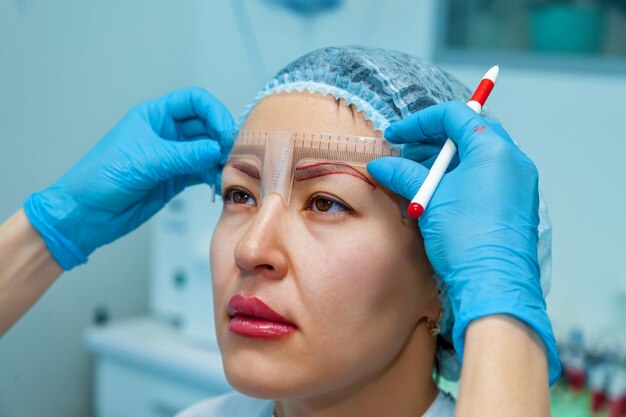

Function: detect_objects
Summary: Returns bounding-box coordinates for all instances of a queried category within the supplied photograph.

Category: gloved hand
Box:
[367,100,561,386]
[24,88,235,270]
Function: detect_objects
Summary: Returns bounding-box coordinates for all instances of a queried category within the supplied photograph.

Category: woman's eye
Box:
[224,188,256,206]
[308,195,351,214]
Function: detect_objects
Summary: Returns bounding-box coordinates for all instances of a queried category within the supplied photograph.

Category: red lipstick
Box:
[227,294,297,338]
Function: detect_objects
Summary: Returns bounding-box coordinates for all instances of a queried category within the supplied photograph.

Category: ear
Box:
[421,276,443,321]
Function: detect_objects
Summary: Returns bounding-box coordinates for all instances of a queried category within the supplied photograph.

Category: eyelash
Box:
[222,187,353,214]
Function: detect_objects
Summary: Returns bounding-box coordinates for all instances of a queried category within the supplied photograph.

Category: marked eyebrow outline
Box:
[294,162,377,190]
[228,160,261,180]
[226,160,377,190]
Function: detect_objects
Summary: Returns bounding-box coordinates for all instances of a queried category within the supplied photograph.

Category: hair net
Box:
[238,45,553,381]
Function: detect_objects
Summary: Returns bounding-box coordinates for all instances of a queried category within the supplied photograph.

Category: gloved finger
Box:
[484,118,516,146]
[163,88,235,141]
[135,176,191,222]
[156,139,222,179]
[401,143,438,163]
[384,101,495,159]
[366,156,429,201]
[188,166,220,187]
[215,130,236,164]
[189,167,225,196]
[401,144,460,171]
[418,153,460,171]
[181,173,203,188]
[175,117,213,139]
[384,103,455,145]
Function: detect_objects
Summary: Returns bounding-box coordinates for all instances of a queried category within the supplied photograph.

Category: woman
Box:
[0,47,559,416]
[204,94,453,416]
[178,46,558,416]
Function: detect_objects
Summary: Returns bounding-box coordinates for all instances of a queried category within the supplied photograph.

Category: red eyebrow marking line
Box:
[294,162,377,190]
[228,161,260,180]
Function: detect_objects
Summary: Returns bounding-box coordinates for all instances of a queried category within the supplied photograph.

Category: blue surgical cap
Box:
[239,46,553,381]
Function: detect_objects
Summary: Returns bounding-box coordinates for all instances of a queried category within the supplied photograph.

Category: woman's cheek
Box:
[210,223,235,288]
[298,229,382,311]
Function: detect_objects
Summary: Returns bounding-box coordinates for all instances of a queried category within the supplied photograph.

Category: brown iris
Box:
[232,190,251,204]
[314,198,334,212]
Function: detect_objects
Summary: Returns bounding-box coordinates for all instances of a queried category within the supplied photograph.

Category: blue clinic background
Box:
[1,1,625,416]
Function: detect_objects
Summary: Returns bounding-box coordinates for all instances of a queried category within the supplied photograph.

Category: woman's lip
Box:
[229,316,296,338]
[227,294,296,326]
[227,294,297,339]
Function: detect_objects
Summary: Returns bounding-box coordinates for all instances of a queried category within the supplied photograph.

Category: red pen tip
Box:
[408,202,424,218]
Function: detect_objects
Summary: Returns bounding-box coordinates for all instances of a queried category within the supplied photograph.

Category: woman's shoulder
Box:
[175,391,275,417]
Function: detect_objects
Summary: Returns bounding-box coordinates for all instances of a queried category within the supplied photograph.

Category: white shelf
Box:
[84,316,232,417]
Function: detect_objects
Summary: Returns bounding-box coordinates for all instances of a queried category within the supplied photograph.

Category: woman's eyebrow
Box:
[227,160,260,180]
[294,163,376,189]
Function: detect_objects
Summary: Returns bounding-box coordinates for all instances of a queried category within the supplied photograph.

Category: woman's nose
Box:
[233,194,289,280]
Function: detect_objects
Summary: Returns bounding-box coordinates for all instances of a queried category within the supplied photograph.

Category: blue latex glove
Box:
[24,88,235,270]
[367,101,561,386]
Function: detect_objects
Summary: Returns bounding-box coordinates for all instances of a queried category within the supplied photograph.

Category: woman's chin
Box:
[220,347,291,395]
[224,364,299,399]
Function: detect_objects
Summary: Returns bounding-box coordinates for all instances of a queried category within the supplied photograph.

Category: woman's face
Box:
[210,92,439,399]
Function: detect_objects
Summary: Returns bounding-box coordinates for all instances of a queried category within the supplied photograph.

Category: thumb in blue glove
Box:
[367,100,561,386]
[24,87,235,270]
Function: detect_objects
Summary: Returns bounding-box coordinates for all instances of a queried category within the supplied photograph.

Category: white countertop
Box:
[84,316,231,390]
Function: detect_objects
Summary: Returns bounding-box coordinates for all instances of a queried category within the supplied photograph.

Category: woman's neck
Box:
[274,324,438,417]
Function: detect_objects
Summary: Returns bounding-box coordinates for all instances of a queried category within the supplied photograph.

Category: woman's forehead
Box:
[241,92,382,139]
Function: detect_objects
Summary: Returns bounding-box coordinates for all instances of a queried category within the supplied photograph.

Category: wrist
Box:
[0,210,64,335]
[23,192,88,270]
[3,209,61,269]
[457,315,551,416]
[452,296,561,387]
